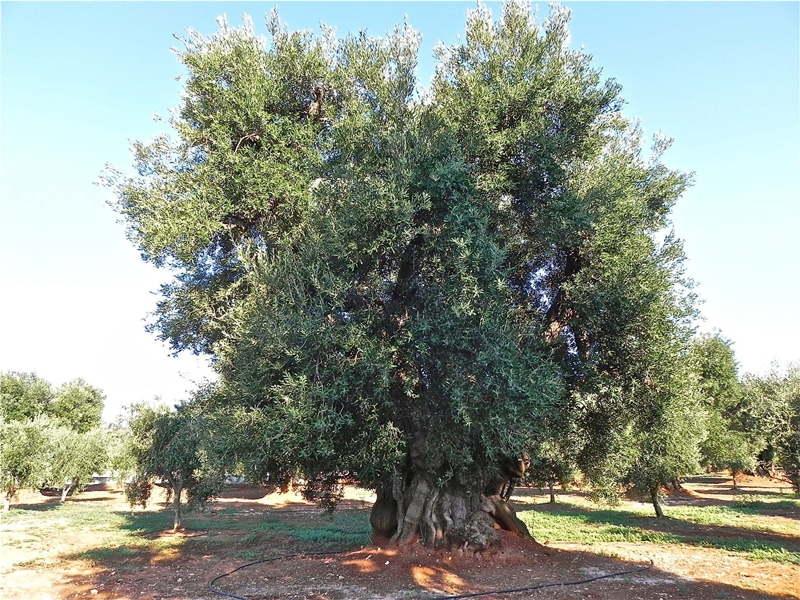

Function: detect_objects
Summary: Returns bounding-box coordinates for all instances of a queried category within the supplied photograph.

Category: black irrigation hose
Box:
[209,551,345,600]
[209,550,654,600]
[426,560,654,600]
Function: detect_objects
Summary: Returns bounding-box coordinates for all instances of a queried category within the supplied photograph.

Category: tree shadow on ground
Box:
[53,522,796,600]
[5,498,63,512]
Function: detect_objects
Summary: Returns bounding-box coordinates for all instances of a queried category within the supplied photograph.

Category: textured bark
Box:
[370,470,532,551]
[650,486,664,518]
[170,477,183,531]
[484,495,531,537]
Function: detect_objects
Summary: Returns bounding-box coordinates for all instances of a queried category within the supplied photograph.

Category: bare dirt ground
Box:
[1,474,797,600]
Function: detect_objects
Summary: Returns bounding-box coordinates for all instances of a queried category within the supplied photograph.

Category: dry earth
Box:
[1,475,797,600]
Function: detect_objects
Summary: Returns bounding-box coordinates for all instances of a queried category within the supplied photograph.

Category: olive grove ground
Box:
[1,474,797,600]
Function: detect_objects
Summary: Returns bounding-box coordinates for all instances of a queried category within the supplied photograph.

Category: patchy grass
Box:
[0,497,188,570]
[289,511,372,548]
[238,510,372,548]
[519,498,800,564]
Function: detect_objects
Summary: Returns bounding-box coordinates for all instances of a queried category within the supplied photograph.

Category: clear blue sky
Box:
[2,1,798,421]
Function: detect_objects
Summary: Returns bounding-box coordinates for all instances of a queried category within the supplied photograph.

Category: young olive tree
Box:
[123,403,221,530]
[106,1,696,549]
[1,417,108,507]
[526,437,579,505]
[38,421,108,502]
[623,391,705,517]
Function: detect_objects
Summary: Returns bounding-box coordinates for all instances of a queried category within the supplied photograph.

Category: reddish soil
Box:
[2,475,797,600]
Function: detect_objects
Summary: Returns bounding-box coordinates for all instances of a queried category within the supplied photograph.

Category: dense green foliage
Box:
[0,416,108,507]
[106,1,703,540]
[1,418,48,508]
[121,402,222,529]
[1,372,108,509]
[689,334,757,485]
[48,378,105,433]
[1,372,54,423]
[743,364,800,493]
[1,372,104,432]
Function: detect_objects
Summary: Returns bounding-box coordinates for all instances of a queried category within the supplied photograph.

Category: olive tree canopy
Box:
[106,1,695,549]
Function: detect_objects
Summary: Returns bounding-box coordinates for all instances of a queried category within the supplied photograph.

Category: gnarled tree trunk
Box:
[168,476,183,531]
[650,485,664,518]
[371,469,531,551]
[60,479,76,503]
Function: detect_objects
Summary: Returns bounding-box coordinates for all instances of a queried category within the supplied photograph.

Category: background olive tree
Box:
[1,418,47,510]
[1,372,104,432]
[121,402,222,530]
[1,372,109,508]
[743,364,800,493]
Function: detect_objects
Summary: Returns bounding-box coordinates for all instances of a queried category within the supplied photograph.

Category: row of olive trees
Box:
[0,372,220,527]
[119,337,799,529]
[524,335,800,513]
[740,364,800,492]
[1,418,109,508]
[0,372,109,509]
[688,335,800,494]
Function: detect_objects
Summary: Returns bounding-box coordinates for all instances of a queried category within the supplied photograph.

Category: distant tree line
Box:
[0,372,220,530]
[0,372,108,508]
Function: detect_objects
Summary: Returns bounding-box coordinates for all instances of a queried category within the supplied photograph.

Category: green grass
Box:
[732,497,800,512]
[245,511,371,548]
[665,504,800,535]
[290,512,371,548]
[519,499,800,564]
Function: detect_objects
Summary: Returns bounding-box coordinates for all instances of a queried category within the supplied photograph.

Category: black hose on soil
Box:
[208,551,654,600]
[427,559,653,599]
[209,551,345,600]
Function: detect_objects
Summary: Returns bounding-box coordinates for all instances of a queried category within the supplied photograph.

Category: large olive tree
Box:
[106,1,695,550]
